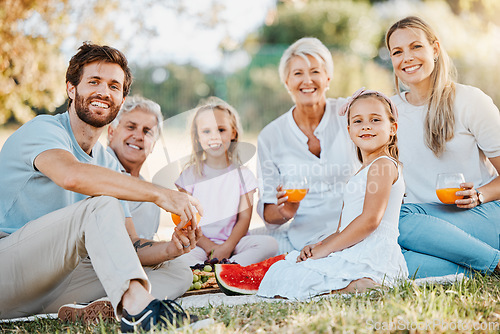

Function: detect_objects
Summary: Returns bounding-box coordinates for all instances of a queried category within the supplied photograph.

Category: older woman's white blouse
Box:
[257,98,360,250]
[393,83,500,204]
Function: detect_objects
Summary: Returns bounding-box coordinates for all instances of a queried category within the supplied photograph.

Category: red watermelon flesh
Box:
[215,254,286,296]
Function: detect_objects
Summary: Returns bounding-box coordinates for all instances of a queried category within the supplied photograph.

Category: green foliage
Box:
[226,59,292,131]
[446,0,500,25]
[260,0,382,58]
[0,0,68,124]
[0,0,128,124]
[2,0,500,132]
[0,0,183,126]
[227,0,394,129]
[130,64,215,119]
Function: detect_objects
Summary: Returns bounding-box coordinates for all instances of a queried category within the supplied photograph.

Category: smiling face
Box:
[285,55,330,107]
[348,97,397,159]
[388,27,439,92]
[195,108,236,163]
[68,61,125,128]
[108,108,158,175]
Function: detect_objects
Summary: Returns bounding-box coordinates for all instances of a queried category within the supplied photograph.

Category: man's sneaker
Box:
[120,299,212,332]
[58,297,115,324]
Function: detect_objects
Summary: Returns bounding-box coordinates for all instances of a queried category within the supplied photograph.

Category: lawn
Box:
[1,274,499,333]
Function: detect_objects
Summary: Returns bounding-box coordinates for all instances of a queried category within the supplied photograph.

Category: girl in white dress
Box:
[258,89,408,299]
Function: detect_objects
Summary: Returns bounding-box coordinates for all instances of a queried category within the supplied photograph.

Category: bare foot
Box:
[121,280,155,315]
[273,295,288,299]
[334,277,379,294]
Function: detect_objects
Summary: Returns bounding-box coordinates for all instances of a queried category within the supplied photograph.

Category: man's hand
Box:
[157,190,203,229]
[166,225,203,260]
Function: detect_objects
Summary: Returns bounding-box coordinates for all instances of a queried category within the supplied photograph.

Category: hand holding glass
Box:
[282,175,309,203]
[436,173,465,204]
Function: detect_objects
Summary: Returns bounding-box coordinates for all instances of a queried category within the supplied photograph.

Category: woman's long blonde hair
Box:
[187,96,242,176]
[386,16,457,157]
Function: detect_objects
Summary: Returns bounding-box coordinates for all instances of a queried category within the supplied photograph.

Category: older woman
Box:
[386,16,500,278]
[256,37,359,253]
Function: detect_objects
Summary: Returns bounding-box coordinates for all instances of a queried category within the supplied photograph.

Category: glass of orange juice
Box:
[282,175,309,203]
[436,173,465,204]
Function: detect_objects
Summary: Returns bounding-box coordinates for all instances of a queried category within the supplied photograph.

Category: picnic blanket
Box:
[177,273,466,309]
[0,273,465,323]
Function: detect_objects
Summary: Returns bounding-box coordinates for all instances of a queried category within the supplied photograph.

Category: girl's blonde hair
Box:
[188,96,242,176]
[386,16,457,157]
[347,93,399,164]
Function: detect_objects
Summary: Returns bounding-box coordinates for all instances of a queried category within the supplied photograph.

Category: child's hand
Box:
[210,243,233,261]
[210,243,234,260]
[297,241,322,262]
[308,243,332,260]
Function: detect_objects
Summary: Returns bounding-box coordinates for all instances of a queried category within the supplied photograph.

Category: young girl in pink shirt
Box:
[176,97,278,266]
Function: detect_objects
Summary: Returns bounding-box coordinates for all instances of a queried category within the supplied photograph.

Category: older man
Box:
[107,95,194,297]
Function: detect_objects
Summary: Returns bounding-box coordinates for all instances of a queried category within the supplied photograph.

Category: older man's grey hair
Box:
[111,95,164,138]
[278,37,334,87]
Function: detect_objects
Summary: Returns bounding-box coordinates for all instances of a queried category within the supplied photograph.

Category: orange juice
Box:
[285,189,308,202]
[171,212,201,228]
[436,188,463,204]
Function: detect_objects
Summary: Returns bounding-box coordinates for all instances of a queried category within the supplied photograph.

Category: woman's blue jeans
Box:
[399,201,500,278]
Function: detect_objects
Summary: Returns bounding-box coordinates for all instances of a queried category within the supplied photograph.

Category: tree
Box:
[1,0,67,123]
[0,0,214,125]
[0,0,129,124]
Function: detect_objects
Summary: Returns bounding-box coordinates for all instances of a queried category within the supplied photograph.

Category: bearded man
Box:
[0,42,207,332]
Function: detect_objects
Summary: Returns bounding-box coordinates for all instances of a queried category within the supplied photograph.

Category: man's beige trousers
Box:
[0,196,151,319]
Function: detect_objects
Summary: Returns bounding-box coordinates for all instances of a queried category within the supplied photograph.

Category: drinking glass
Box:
[436,173,465,204]
[281,175,309,203]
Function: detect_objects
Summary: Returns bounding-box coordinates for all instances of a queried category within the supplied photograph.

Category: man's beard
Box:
[74,91,120,128]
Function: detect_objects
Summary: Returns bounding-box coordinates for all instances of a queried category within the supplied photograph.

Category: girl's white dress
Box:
[257,156,408,299]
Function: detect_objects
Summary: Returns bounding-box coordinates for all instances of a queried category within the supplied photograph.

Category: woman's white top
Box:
[257,98,360,250]
[392,83,500,203]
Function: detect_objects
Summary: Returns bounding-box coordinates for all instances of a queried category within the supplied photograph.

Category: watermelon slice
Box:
[214,254,286,296]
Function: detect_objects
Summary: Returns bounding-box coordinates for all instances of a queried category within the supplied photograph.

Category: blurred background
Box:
[2,0,500,237]
[2,0,500,131]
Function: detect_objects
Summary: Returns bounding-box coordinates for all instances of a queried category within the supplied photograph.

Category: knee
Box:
[398,203,430,233]
[178,262,194,283]
[89,195,121,208]
[87,196,123,216]
[165,258,194,282]
[264,236,279,257]
[172,260,193,294]
[400,203,426,217]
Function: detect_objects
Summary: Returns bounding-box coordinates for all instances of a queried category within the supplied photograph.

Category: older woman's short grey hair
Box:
[278,37,334,86]
[111,95,163,138]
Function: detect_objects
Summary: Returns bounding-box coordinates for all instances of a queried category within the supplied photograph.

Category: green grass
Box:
[2,274,500,333]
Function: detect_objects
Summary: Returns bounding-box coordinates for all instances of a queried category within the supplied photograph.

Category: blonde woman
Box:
[386,16,500,277]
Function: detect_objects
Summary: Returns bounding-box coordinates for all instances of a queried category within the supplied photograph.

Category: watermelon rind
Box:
[215,264,258,296]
